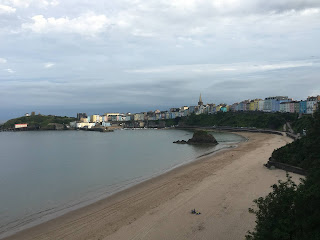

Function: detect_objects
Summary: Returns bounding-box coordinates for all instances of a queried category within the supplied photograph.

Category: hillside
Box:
[291,114,315,134]
[272,108,320,170]
[178,111,298,130]
[0,115,76,130]
[247,108,320,240]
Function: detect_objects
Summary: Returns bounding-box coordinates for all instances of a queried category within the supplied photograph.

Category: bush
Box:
[246,175,298,240]
[247,107,320,240]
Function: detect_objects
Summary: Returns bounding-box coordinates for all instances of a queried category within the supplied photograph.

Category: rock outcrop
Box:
[173,130,218,145]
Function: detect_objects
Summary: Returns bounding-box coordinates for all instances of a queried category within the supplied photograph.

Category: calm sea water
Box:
[0,129,245,238]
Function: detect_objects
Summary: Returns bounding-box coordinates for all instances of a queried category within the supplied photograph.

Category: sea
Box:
[0,129,245,238]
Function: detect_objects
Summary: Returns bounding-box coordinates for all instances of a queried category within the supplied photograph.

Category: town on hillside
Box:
[68,94,320,129]
[10,94,320,130]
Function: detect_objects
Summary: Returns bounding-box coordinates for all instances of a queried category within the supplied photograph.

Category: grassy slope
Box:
[1,115,76,129]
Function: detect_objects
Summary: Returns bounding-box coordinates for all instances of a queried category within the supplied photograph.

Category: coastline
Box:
[3,132,300,240]
[0,131,240,239]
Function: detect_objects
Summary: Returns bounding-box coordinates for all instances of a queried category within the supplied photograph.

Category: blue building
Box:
[238,102,245,111]
[299,100,307,114]
[264,96,290,112]
[220,107,227,112]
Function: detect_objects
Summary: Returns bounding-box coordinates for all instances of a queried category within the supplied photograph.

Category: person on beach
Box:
[191,209,201,214]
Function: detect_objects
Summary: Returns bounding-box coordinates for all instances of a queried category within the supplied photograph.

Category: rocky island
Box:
[173,130,218,145]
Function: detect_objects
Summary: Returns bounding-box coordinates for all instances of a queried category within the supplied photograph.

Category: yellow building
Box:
[249,101,255,111]
[91,114,100,123]
[249,99,261,111]
[80,117,89,123]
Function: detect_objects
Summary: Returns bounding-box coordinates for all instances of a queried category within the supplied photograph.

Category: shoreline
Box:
[3,132,300,240]
[1,132,243,239]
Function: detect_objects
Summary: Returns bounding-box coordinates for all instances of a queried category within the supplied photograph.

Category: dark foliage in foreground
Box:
[246,169,320,240]
[272,108,320,170]
[247,107,320,240]
[291,115,315,135]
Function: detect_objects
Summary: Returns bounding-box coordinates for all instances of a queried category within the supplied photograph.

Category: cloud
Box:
[0,58,7,63]
[44,62,55,68]
[126,60,316,74]
[10,0,320,40]
[0,0,320,120]
[0,4,16,14]
[22,13,110,36]
[5,68,15,73]
[5,0,29,8]
[181,0,320,14]
[5,0,59,8]
[300,8,320,15]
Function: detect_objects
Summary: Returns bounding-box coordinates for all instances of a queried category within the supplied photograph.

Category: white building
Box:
[69,121,96,129]
[15,123,28,129]
[258,100,264,111]
[307,96,317,114]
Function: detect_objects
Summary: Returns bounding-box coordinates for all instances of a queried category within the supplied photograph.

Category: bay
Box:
[0,129,245,238]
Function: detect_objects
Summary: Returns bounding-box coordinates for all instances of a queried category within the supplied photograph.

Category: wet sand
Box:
[4,132,301,240]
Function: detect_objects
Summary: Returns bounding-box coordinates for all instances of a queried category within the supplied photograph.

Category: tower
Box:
[198,93,203,106]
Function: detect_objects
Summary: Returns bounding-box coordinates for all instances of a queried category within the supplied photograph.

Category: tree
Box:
[247,169,320,240]
[246,174,297,240]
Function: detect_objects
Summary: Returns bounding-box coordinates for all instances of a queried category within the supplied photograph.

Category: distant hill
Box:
[0,115,76,130]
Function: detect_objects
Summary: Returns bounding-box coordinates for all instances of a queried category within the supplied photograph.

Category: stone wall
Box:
[265,158,307,176]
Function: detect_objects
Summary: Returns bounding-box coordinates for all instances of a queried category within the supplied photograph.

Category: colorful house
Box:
[307,96,317,114]
[264,96,291,112]
[258,100,264,111]
[299,100,307,114]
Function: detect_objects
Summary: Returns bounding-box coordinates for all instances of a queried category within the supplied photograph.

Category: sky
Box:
[0,0,320,121]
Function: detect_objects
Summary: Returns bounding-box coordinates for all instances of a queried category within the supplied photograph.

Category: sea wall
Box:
[286,132,300,140]
[265,157,307,176]
[176,126,283,136]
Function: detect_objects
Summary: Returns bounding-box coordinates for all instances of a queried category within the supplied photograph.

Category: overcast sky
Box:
[0,0,320,120]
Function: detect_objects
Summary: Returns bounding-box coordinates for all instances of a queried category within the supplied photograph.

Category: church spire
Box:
[198,93,203,106]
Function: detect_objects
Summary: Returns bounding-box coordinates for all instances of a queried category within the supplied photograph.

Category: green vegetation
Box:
[272,109,320,170]
[0,114,76,130]
[180,112,298,130]
[291,115,314,134]
[193,130,208,136]
[164,117,181,127]
[246,170,320,240]
[247,107,320,240]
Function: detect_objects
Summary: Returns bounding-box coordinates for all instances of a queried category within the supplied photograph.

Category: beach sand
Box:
[4,132,302,240]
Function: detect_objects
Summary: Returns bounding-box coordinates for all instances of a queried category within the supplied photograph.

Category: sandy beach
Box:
[4,132,302,240]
